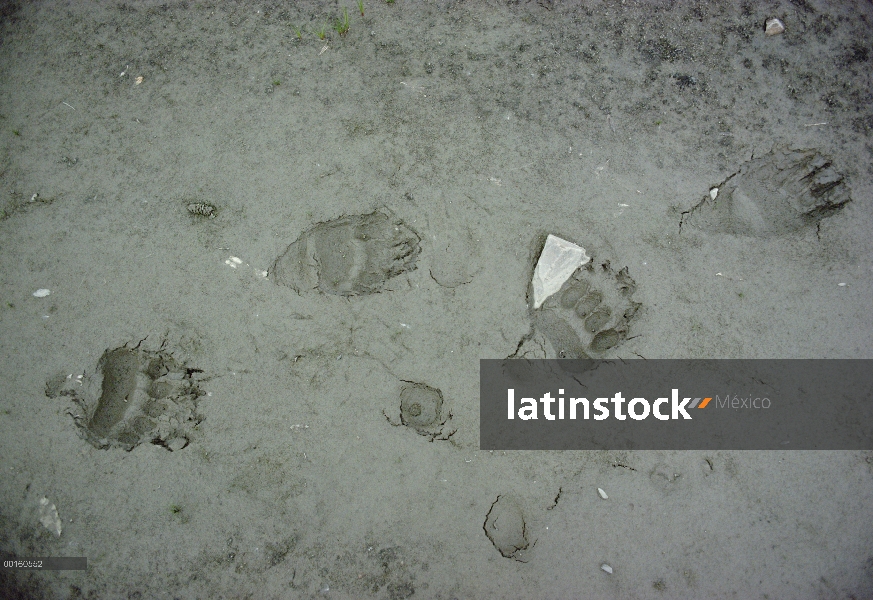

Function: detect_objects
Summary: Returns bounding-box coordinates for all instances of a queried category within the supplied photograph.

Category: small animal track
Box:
[649,463,682,495]
[521,251,641,360]
[483,495,530,561]
[270,210,422,296]
[329,544,416,600]
[400,382,444,433]
[680,147,852,236]
[386,381,454,441]
[71,342,204,451]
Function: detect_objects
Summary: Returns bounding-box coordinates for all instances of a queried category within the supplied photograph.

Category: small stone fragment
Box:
[601,563,613,574]
[765,18,785,36]
[33,289,51,298]
[532,235,591,309]
[598,487,609,499]
[186,202,217,218]
[38,497,62,537]
[166,437,188,451]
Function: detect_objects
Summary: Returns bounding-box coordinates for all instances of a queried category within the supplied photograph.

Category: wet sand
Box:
[1,1,872,598]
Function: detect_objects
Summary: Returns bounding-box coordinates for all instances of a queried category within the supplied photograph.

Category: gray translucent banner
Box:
[480,360,873,450]
[1,556,87,570]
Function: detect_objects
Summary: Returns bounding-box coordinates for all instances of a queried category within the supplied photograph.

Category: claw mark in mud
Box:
[680,148,851,237]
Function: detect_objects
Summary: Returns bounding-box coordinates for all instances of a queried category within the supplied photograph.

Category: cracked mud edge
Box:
[483,495,533,562]
[678,169,738,234]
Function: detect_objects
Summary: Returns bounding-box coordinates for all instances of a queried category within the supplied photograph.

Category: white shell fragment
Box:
[33,289,51,298]
[598,487,609,499]
[601,563,613,574]
[38,497,62,537]
[765,17,785,36]
[709,187,719,201]
[532,234,591,309]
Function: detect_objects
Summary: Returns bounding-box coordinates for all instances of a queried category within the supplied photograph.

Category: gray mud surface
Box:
[1,1,872,598]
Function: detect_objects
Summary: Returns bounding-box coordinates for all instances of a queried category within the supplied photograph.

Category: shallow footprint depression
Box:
[271,210,422,296]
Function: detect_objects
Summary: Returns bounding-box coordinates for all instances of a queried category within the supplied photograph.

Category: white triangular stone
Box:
[532,234,590,309]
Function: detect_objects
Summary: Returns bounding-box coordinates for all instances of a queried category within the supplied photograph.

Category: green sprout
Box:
[315,23,327,40]
[292,24,303,40]
[386,0,395,4]
[272,79,281,86]
[12,129,20,136]
[334,7,350,36]
[357,0,364,16]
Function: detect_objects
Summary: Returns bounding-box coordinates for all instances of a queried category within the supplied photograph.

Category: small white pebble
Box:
[765,17,785,36]
[33,289,51,298]
[837,282,847,287]
[601,563,613,574]
[598,487,608,499]
[709,187,719,200]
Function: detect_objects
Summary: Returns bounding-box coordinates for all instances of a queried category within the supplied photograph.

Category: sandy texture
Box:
[1,0,872,598]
